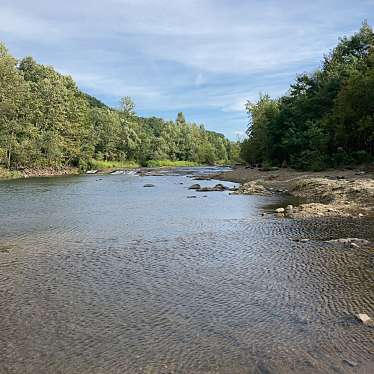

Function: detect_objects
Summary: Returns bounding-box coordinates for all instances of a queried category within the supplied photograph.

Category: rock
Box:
[356,313,374,327]
[292,238,309,243]
[275,207,285,213]
[187,195,197,198]
[110,170,124,175]
[234,181,271,196]
[214,183,227,191]
[328,238,370,246]
[143,184,155,188]
[350,242,360,249]
[285,205,293,213]
[86,170,98,174]
[358,213,364,217]
[189,184,201,190]
[342,359,358,367]
[198,186,222,192]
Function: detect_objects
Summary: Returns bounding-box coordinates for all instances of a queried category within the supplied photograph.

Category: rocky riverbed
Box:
[208,166,374,219]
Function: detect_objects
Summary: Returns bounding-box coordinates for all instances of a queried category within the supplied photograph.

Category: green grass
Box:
[88,160,140,170]
[145,160,201,168]
[0,167,23,179]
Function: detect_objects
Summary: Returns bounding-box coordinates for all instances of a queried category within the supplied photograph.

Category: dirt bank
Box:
[209,166,374,218]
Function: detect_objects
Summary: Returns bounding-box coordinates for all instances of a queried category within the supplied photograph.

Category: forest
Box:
[0,44,239,171]
[241,22,374,170]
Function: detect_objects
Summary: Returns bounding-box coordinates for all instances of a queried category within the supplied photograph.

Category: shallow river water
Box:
[0,168,373,373]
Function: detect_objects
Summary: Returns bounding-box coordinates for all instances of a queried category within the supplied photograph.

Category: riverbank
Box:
[0,161,232,180]
[0,166,80,179]
[208,166,374,219]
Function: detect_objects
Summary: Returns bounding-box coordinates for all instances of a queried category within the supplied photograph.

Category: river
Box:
[0,167,373,373]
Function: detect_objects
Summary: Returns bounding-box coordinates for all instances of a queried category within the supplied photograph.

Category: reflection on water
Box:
[0,168,373,374]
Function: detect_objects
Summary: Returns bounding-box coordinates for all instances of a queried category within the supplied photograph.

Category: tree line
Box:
[241,22,374,170]
[0,43,239,170]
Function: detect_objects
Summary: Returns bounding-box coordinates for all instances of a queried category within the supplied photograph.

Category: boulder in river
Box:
[189,184,201,190]
[143,184,155,188]
[275,207,285,213]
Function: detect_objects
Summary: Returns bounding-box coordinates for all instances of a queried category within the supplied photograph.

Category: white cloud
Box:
[1,0,373,137]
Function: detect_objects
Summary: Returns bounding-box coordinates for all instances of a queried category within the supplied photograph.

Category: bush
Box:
[290,150,328,171]
[351,150,372,164]
[146,160,200,168]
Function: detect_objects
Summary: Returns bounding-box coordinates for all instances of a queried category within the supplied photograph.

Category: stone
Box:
[187,196,197,198]
[343,359,358,367]
[356,313,374,327]
[143,184,155,188]
[286,205,293,213]
[328,238,370,246]
[234,181,271,196]
[275,207,285,213]
[214,183,227,191]
[189,184,201,190]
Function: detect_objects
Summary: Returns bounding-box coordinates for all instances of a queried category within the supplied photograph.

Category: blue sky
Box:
[1,0,373,139]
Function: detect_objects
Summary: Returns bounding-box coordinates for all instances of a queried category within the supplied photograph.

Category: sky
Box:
[1,0,373,139]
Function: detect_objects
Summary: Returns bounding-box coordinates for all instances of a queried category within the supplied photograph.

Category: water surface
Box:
[1,168,373,373]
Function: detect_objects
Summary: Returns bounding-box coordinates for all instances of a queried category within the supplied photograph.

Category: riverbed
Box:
[0,168,373,373]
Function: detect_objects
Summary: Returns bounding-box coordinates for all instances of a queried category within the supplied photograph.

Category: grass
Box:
[0,167,23,179]
[145,160,201,168]
[88,160,140,170]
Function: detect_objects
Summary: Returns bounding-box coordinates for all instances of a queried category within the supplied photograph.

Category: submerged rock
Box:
[143,184,155,188]
[327,238,370,246]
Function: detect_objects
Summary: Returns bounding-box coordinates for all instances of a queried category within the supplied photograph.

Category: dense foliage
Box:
[0,44,238,170]
[241,22,374,170]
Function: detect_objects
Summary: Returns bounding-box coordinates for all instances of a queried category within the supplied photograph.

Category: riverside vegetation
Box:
[240,22,374,171]
[0,44,240,177]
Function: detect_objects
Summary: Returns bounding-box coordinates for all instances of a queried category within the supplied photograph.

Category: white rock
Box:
[356,313,374,326]
[275,207,285,213]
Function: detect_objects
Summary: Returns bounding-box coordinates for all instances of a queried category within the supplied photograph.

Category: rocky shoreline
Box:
[206,166,374,219]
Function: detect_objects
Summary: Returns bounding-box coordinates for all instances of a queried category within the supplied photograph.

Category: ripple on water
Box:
[0,173,373,373]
